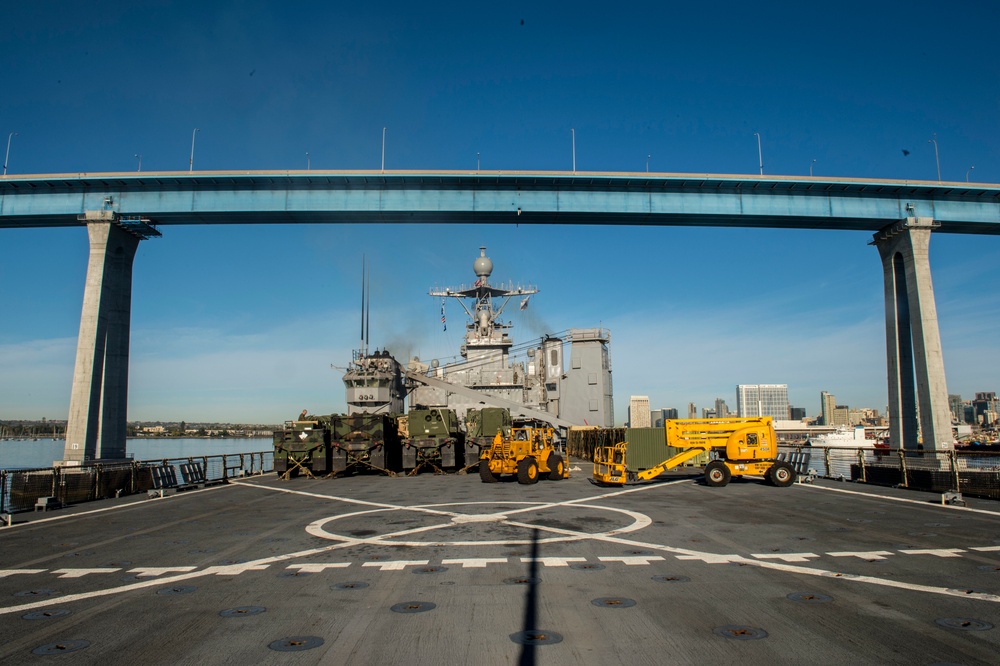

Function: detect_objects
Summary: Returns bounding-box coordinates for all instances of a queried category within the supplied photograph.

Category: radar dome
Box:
[473,246,493,278]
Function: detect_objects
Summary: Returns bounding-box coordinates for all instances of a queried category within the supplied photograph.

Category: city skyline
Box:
[2,2,998,424]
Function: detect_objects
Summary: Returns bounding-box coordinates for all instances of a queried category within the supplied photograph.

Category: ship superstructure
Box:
[408,247,614,427]
[342,348,405,415]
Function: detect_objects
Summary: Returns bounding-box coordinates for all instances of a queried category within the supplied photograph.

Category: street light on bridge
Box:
[754,132,763,175]
[810,159,816,177]
[381,128,387,172]
[189,128,199,172]
[134,154,142,172]
[966,165,974,182]
[3,132,18,176]
[928,133,941,182]
[571,128,576,173]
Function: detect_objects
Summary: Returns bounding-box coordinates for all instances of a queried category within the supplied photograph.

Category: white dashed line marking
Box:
[361,560,429,571]
[828,551,895,560]
[286,563,351,573]
[751,553,819,563]
[52,568,121,578]
[598,556,666,565]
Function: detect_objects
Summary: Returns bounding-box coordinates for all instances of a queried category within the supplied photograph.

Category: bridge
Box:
[2,170,999,463]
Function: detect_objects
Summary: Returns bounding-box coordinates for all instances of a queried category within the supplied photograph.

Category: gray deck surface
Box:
[2,464,999,664]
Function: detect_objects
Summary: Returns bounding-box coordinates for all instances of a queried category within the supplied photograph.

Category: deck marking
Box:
[899,548,966,558]
[128,566,197,577]
[519,557,586,567]
[828,551,894,560]
[51,568,121,578]
[599,556,666,565]
[675,553,747,564]
[752,553,820,563]
[361,560,430,571]
[441,558,509,568]
[0,569,45,578]
[971,546,1000,552]
[286,563,351,573]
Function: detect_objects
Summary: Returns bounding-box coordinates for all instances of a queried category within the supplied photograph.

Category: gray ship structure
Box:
[406,247,614,428]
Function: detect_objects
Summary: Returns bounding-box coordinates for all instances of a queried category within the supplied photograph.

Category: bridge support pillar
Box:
[61,222,140,465]
[872,217,952,453]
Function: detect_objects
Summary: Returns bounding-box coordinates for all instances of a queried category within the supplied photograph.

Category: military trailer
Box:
[330,412,402,475]
[465,407,512,469]
[273,417,332,479]
[402,408,465,473]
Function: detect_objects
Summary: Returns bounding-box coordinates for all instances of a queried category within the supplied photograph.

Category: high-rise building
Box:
[790,406,806,420]
[820,391,837,426]
[714,398,730,418]
[736,384,789,421]
[629,396,651,427]
[687,403,697,419]
[833,405,850,427]
[948,394,965,424]
[973,392,999,426]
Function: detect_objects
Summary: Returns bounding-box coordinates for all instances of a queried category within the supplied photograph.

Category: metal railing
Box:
[0,451,273,514]
[777,445,1000,499]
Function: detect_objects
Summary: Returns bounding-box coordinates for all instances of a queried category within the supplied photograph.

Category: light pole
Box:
[753,132,763,175]
[477,152,480,171]
[928,132,941,182]
[306,152,310,170]
[3,132,17,176]
[966,165,974,182]
[189,128,199,172]
[135,153,142,172]
[381,128,386,172]
[646,154,650,172]
[810,159,816,177]
[571,128,576,173]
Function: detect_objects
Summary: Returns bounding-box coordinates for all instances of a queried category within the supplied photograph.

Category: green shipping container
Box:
[625,428,709,471]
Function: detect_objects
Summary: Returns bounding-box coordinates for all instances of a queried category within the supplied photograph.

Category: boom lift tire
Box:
[767,461,796,487]
[547,454,565,480]
[517,457,539,485]
[704,460,731,487]
[479,459,500,483]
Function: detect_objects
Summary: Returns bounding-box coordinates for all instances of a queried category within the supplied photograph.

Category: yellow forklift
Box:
[479,425,567,484]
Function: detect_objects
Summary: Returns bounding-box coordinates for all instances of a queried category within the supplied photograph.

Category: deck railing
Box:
[776,445,1000,500]
[0,451,273,514]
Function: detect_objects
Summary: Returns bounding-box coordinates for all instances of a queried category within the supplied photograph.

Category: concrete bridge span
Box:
[2,170,998,462]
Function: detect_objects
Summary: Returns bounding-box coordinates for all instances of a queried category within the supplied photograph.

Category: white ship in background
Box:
[808,426,879,448]
[407,247,614,428]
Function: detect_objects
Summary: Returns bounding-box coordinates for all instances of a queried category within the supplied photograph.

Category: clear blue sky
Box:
[1,1,998,424]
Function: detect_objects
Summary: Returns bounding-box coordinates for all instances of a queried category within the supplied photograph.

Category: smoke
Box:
[514,306,554,339]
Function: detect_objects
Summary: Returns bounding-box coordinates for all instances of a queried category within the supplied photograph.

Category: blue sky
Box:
[1,1,998,424]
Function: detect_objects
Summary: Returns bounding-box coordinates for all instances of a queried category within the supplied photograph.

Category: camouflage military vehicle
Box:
[464,407,512,469]
[330,412,402,475]
[402,408,465,473]
[273,416,332,479]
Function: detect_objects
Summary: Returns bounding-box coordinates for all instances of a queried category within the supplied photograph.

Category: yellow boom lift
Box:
[592,417,795,487]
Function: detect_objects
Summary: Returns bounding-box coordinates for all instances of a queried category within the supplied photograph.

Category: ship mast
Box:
[429,247,538,356]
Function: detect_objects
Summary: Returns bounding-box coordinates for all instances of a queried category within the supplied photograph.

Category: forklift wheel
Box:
[479,460,500,483]
[517,457,539,485]
[547,454,565,480]
[704,461,731,487]
[768,461,796,487]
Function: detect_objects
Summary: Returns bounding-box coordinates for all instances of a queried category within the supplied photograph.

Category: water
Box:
[0,437,273,471]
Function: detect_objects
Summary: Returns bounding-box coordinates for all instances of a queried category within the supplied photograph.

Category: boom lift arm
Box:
[592,417,795,487]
